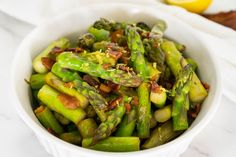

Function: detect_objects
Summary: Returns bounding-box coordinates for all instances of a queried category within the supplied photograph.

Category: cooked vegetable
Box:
[78,33,95,49]
[35,105,64,134]
[57,52,142,87]
[88,26,110,41]
[30,73,46,89]
[126,26,151,138]
[150,84,167,108]
[33,38,70,73]
[31,18,208,152]
[93,96,126,142]
[142,121,181,149]
[115,107,136,137]
[51,63,108,122]
[54,112,70,125]
[154,105,172,123]
[77,118,98,138]
[82,137,140,152]
[186,58,198,71]
[161,40,208,103]
[60,131,82,145]
[171,65,193,130]
[79,51,117,66]
[37,85,86,124]
[45,72,88,109]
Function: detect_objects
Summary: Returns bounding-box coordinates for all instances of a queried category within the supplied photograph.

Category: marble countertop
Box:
[1,10,236,157]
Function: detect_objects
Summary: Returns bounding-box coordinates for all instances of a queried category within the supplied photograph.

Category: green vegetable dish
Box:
[30,18,209,152]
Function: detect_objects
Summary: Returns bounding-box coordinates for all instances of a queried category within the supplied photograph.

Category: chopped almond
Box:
[99,83,112,93]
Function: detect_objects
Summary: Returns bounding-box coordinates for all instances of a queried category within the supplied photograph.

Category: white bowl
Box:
[11,3,222,157]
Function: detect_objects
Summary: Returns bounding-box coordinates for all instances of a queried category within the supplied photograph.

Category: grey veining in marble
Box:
[0,9,235,157]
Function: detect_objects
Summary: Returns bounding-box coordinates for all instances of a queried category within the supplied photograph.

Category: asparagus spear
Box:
[92,41,109,51]
[137,82,151,138]
[147,62,161,81]
[136,22,151,31]
[85,105,96,118]
[33,38,70,73]
[59,131,82,145]
[38,85,86,124]
[45,72,88,109]
[186,58,198,71]
[30,73,46,89]
[93,96,126,142]
[173,102,189,131]
[115,108,136,137]
[154,105,172,123]
[125,27,148,73]
[150,20,167,38]
[150,84,167,108]
[78,33,95,49]
[51,63,79,82]
[34,105,64,134]
[57,52,142,87]
[93,18,117,31]
[142,20,166,71]
[161,40,208,103]
[150,115,157,129]
[88,26,110,41]
[82,137,140,152]
[77,118,98,138]
[142,121,180,149]
[171,65,193,116]
[171,65,193,130]
[126,26,151,138]
[51,63,108,122]
[54,112,70,125]
[79,51,116,66]
[32,89,40,104]
[173,41,185,52]
[93,18,126,31]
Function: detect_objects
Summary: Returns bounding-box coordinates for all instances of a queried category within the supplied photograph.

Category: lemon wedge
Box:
[165,0,212,13]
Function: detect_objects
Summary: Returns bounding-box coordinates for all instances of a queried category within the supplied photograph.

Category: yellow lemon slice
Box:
[165,0,213,13]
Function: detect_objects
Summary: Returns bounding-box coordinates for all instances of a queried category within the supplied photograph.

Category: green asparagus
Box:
[38,85,86,124]
[126,26,151,138]
[78,33,95,49]
[82,137,140,152]
[30,73,46,89]
[77,118,98,138]
[35,105,64,134]
[54,112,70,125]
[57,52,142,87]
[88,26,110,41]
[60,131,82,145]
[186,58,198,71]
[33,38,70,73]
[154,105,172,123]
[161,40,208,103]
[171,65,193,130]
[142,121,180,149]
[92,96,126,142]
[137,82,151,138]
[115,108,136,137]
[79,51,116,66]
[51,63,108,122]
[150,85,167,108]
[92,41,109,51]
[45,72,88,109]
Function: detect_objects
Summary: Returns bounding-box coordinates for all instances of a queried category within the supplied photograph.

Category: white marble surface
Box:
[1,10,236,157]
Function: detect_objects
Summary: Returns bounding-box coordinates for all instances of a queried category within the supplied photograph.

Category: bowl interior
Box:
[12,3,220,156]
